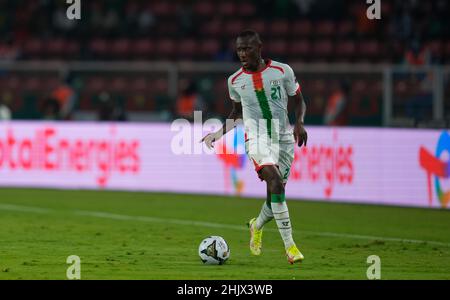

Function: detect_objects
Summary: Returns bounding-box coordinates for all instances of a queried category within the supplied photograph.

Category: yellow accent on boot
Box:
[248,218,263,256]
[286,244,304,264]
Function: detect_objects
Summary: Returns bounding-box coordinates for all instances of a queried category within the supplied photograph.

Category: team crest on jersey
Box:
[270,80,281,86]
[241,84,246,90]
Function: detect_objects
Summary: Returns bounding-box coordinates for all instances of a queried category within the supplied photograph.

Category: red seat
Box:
[352,80,368,94]
[289,40,311,58]
[200,39,220,58]
[336,20,355,37]
[238,2,256,17]
[89,39,108,57]
[314,21,335,36]
[267,40,288,57]
[150,2,173,16]
[445,41,450,56]
[312,40,334,59]
[269,20,289,37]
[178,39,198,59]
[24,77,41,92]
[246,20,267,36]
[194,1,214,16]
[358,40,381,59]
[44,77,60,92]
[6,75,20,91]
[133,39,155,59]
[154,78,168,94]
[155,21,178,36]
[218,2,235,16]
[201,19,222,36]
[130,77,148,93]
[155,39,176,59]
[335,40,356,58]
[110,39,131,59]
[307,80,327,114]
[46,39,65,58]
[86,76,107,94]
[224,20,245,37]
[291,20,312,37]
[64,41,80,58]
[427,41,442,58]
[23,38,43,58]
[110,77,128,93]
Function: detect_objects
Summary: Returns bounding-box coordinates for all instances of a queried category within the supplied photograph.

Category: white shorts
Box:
[245,138,295,184]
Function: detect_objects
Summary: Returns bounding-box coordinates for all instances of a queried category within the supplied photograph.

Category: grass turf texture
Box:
[0,188,449,280]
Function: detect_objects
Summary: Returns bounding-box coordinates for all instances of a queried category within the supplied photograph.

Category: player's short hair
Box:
[237,30,262,44]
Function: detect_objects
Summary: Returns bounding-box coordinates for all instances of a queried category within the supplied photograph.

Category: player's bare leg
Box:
[258,165,304,264]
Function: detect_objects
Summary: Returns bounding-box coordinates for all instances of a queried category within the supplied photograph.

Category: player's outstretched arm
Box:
[289,92,308,147]
[200,101,243,149]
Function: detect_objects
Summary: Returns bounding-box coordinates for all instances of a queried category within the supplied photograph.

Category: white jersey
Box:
[227,59,300,143]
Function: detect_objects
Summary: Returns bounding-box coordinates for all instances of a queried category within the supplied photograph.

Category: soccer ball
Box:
[198,236,230,265]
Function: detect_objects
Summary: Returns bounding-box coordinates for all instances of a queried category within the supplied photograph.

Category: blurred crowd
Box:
[0,0,448,63]
[0,0,449,126]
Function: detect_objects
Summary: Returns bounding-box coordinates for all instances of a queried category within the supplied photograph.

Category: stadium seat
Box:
[46,39,66,59]
[24,77,42,92]
[445,41,450,57]
[224,20,245,37]
[358,40,382,61]
[193,1,215,16]
[154,78,168,94]
[289,40,311,59]
[314,21,335,37]
[130,77,148,93]
[269,20,289,37]
[177,39,198,59]
[312,40,334,60]
[218,2,236,17]
[427,41,442,59]
[149,2,173,16]
[155,39,176,59]
[199,39,220,58]
[200,19,222,37]
[246,20,267,37]
[64,41,81,59]
[335,40,356,60]
[291,20,312,37]
[267,40,288,58]
[238,2,256,17]
[6,75,20,91]
[132,39,156,59]
[110,77,128,93]
[110,39,131,59]
[89,38,109,59]
[43,77,60,92]
[23,38,44,59]
[336,20,355,37]
[86,76,107,94]
[349,80,369,114]
[155,21,178,37]
[306,79,327,115]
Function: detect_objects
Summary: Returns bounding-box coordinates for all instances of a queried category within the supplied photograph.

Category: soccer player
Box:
[201,30,308,264]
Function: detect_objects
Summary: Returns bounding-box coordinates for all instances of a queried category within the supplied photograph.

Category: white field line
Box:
[0,203,53,214]
[1,203,449,248]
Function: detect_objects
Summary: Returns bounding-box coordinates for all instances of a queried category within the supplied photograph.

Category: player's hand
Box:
[200,132,221,150]
[294,123,308,147]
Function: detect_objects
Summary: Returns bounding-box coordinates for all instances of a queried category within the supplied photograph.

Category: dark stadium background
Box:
[0,0,449,281]
[0,0,448,127]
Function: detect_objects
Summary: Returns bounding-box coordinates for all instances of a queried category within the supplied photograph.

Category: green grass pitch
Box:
[0,188,449,280]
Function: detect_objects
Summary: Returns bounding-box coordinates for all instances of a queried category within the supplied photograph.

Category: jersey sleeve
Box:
[227,76,241,102]
[283,64,301,96]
